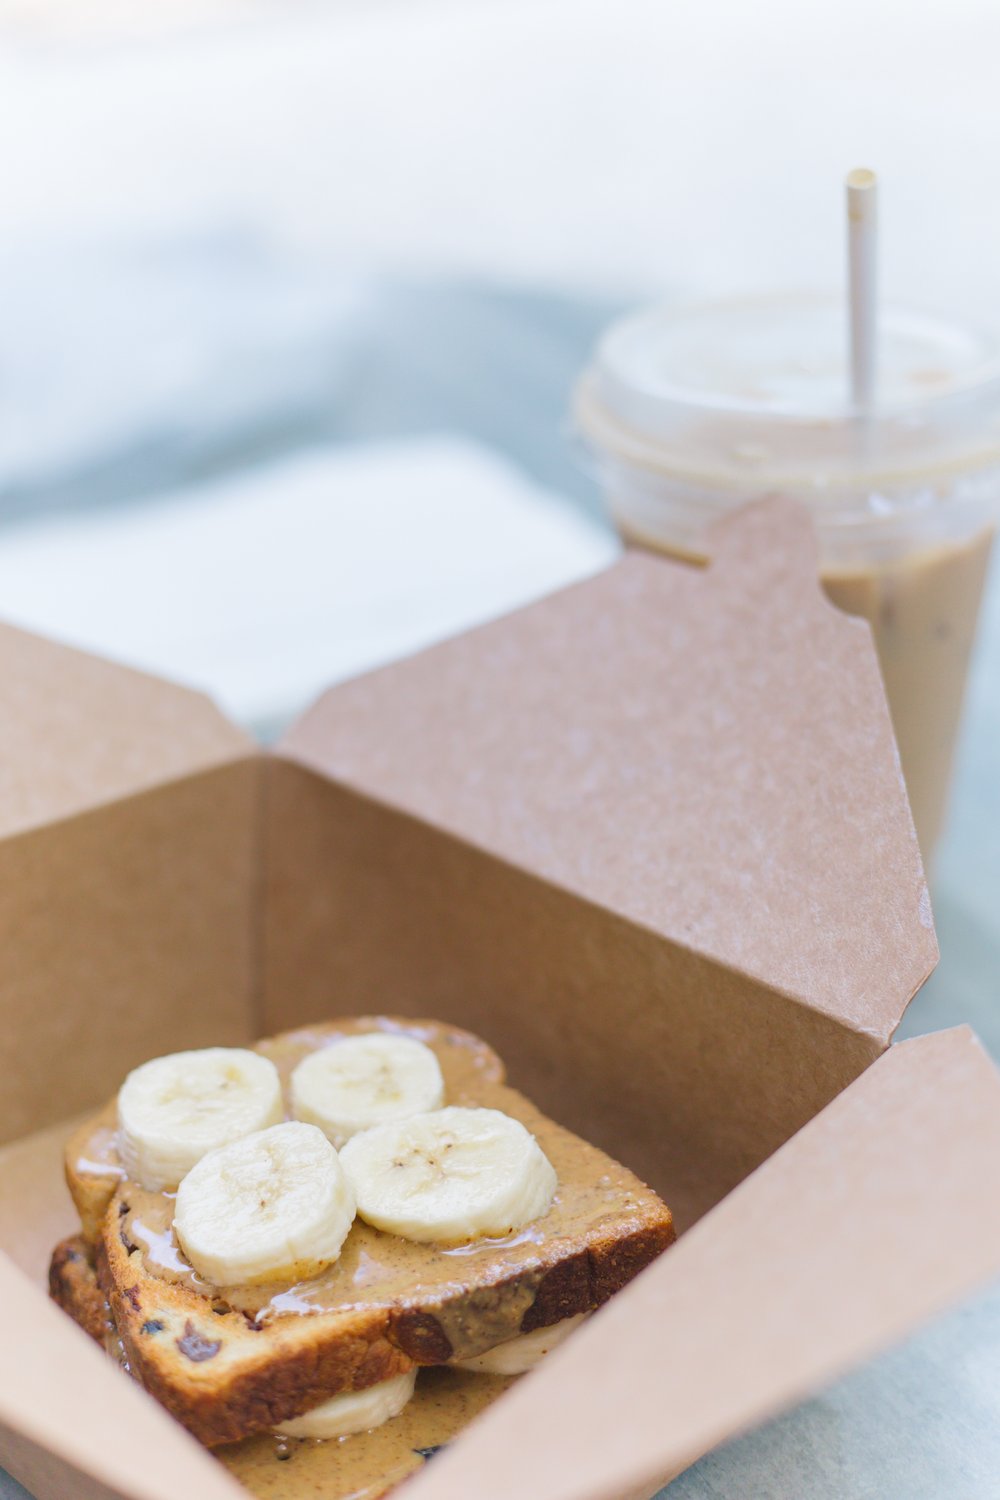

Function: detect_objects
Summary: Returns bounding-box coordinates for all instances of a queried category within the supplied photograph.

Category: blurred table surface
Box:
[2,2,1000,1496]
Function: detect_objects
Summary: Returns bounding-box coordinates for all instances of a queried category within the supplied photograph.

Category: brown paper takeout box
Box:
[2,496,1000,1500]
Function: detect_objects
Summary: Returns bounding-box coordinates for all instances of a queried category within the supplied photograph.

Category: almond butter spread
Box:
[74,1018,660,1362]
[65,1017,672,1490]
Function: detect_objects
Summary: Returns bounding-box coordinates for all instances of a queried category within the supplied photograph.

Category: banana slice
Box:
[275,1369,416,1440]
[173,1121,356,1285]
[340,1106,556,1244]
[291,1033,445,1148]
[118,1047,283,1191]
[454,1314,587,1375]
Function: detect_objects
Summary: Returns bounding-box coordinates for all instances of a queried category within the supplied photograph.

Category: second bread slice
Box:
[72,1017,674,1445]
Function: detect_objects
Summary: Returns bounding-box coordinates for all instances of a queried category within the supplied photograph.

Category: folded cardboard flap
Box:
[0,1253,245,1500]
[278,496,935,1044]
[265,497,935,1226]
[0,622,252,842]
[401,1026,1000,1500]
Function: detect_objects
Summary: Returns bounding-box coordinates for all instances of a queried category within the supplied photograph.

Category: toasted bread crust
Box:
[521,1219,671,1332]
[99,1195,672,1446]
[49,1235,113,1346]
[57,1017,675,1448]
[98,1233,414,1445]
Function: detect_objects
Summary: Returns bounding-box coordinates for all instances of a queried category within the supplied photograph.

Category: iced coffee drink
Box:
[575,296,1000,859]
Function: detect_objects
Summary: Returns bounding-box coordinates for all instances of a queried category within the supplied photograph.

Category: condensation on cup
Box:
[575,294,1000,861]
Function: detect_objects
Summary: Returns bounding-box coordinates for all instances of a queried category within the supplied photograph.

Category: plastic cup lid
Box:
[579,294,1000,489]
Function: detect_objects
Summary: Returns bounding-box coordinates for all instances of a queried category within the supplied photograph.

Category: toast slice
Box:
[48,1239,515,1500]
[49,1234,113,1347]
[57,1017,674,1447]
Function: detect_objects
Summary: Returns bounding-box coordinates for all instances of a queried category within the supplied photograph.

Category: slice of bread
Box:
[64,1103,127,1245]
[49,1234,112,1347]
[48,1240,515,1500]
[56,1017,675,1447]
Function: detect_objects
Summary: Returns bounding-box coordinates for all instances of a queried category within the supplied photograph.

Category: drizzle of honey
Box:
[75,1156,125,1179]
[440,1223,546,1257]
[129,1216,212,1292]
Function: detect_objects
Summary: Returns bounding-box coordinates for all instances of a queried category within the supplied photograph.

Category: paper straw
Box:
[846,167,879,412]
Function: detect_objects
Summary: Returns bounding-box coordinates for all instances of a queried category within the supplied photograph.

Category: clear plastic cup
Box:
[574,294,1000,860]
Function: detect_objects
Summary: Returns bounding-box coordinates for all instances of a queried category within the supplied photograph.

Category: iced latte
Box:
[576,296,1000,859]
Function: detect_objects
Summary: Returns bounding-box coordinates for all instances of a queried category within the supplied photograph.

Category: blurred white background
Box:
[5,0,1000,527]
[4,0,1000,301]
[4,0,1000,708]
[1,3,1000,1495]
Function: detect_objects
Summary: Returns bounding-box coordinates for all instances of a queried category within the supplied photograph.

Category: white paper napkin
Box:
[0,436,618,731]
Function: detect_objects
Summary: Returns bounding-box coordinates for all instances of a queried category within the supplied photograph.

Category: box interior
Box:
[0,621,260,1148]
[261,758,886,1228]
[0,497,977,1500]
